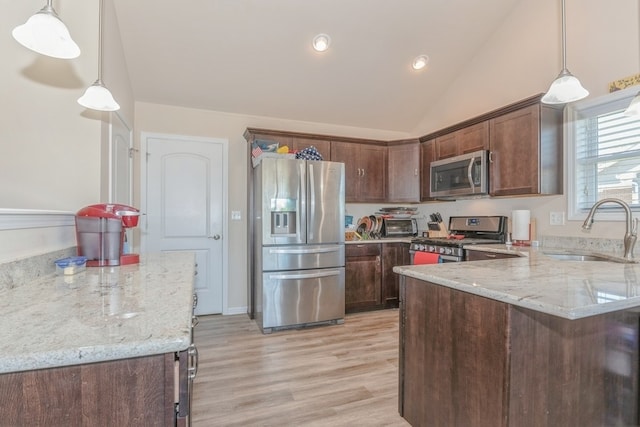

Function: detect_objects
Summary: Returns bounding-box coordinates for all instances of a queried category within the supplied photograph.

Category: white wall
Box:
[0,0,134,262]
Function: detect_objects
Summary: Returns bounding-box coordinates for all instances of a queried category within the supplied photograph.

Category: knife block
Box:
[427,222,449,238]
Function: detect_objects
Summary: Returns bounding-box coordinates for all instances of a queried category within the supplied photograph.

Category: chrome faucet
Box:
[582,198,638,260]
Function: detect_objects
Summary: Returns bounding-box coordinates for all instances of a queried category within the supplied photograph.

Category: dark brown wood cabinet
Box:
[345,243,383,312]
[420,139,436,201]
[489,102,562,196]
[331,141,387,203]
[381,242,410,308]
[387,141,420,203]
[399,276,639,427]
[0,352,187,426]
[291,137,331,160]
[435,121,489,160]
[243,129,331,160]
[465,250,520,261]
[346,242,409,313]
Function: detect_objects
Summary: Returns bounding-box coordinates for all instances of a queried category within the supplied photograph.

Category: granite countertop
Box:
[346,237,414,244]
[394,243,640,320]
[0,252,195,374]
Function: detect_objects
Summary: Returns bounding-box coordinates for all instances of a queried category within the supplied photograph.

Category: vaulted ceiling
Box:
[113,0,522,132]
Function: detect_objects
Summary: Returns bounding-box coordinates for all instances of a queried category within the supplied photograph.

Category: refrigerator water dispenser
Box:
[271,211,296,235]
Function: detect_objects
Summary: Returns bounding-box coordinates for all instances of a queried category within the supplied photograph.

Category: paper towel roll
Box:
[512,210,530,241]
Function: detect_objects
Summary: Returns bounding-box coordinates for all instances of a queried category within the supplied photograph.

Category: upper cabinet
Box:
[488,103,562,196]
[435,121,489,160]
[331,141,387,203]
[420,94,563,199]
[420,139,436,201]
[244,129,331,160]
[245,95,562,204]
[388,140,420,203]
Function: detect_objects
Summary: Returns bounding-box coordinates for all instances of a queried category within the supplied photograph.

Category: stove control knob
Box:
[439,247,446,254]
[445,247,453,255]
[428,246,435,252]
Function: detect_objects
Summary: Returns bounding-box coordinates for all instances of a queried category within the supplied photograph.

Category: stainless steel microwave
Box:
[430,150,488,199]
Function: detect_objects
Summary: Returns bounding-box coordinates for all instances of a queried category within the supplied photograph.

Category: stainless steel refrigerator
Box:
[253,157,345,333]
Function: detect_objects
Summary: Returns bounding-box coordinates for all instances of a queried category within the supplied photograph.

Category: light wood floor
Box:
[192,309,410,427]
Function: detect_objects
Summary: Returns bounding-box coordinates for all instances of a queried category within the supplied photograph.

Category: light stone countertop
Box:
[346,237,413,244]
[0,252,195,374]
[394,244,640,320]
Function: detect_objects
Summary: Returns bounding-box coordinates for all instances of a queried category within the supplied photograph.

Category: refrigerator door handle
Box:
[268,270,343,280]
[308,162,315,241]
[268,245,343,255]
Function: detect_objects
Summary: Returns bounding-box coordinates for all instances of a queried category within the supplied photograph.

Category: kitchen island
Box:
[394,247,640,427]
[0,252,196,426]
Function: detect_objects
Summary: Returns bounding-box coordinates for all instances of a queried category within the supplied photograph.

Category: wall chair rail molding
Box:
[0,209,75,231]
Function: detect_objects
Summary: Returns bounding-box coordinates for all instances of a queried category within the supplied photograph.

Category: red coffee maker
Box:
[75,203,140,267]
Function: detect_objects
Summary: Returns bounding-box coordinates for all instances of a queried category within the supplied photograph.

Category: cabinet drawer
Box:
[465,250,519,261]
[346,243,381,257]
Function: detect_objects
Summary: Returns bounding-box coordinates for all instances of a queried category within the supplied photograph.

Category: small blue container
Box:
[54,256,88,275]
[345,215,354,226]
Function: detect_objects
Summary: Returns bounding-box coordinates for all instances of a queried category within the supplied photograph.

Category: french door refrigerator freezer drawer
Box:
[260,267,345,330]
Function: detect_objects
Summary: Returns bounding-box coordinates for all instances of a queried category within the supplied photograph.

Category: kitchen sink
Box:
[543,251,634,263]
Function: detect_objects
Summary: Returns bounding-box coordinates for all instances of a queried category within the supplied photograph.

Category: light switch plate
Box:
[231,210,241,221]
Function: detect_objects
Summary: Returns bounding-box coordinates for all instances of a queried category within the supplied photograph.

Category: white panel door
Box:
[142,134,226,315]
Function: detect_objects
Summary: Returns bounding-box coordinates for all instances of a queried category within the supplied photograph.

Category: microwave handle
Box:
[467,157,476,193]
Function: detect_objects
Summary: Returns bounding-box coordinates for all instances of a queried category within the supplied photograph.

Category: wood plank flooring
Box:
[192,309,409,426]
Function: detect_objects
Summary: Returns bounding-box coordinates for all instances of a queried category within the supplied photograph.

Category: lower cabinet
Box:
[345,243,382,313]
[0,352,189,426]
[345,242,410,313]
[382,242,410,308]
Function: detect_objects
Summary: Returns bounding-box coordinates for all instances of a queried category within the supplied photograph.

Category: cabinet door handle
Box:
[484,253,497,258]
[362,168,365,177]
[489,151,494,163]
[188,343,199,380]
[414,168,418,176]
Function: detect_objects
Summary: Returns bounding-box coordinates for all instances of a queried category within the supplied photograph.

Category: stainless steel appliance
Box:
[410,215,507,262]
[253,157,345,333]
[381,218,418,237]
[430,150,489,199]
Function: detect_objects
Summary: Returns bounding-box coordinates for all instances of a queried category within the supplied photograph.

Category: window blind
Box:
[573,104,640,211]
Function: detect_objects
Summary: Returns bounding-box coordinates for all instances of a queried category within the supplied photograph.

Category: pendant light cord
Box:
[98,0,104,82]
[561,0,567,71]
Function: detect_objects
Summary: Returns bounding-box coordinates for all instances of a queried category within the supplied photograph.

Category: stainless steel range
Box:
[410,216,508,262]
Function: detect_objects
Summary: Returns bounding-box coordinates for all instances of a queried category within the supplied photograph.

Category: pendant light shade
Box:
[624,92,640,116]
[12,0,80,59]
[78,80,120,111]
[78,0,119,111]
[541,0,588,105]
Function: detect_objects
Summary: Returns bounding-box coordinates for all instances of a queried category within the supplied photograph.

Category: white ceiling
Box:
[112,0,521,133]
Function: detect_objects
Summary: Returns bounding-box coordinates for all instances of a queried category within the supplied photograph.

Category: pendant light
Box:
[541,0,588,104]
[12,0,80,59]
[624,92,640,116]
[78,0,120,112]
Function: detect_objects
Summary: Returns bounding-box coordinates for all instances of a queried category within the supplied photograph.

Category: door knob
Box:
[209,234,221,240]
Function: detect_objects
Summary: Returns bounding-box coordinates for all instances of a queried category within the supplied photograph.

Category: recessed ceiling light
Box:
[412,55,429,70]
[312,34,331,52]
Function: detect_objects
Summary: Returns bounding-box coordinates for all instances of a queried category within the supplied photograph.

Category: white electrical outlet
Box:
[549,211,564,226]
[231,210,242,220]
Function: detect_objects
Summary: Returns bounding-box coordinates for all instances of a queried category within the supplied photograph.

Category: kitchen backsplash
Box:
[0,247,75,291]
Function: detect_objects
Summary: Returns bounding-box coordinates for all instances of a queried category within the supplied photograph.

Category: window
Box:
[567,87,640,220]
